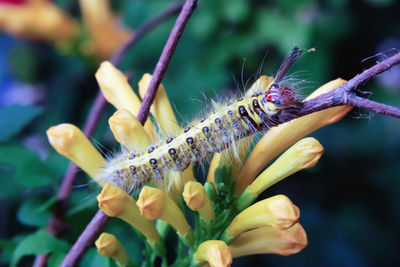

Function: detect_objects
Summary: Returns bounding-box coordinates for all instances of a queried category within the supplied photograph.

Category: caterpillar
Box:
[98,47,305,193]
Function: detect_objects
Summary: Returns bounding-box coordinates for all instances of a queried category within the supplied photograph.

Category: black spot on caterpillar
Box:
[98,47,305,193]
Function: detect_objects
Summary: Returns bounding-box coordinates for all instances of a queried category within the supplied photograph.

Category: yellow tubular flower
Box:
[97,183,161,247]
[138,73,180,135]
[223,195,299,243]
[183,181,214,223]
[95,233,131,266]
[194,240,232,267]
[0,2,78,42]
[108,109,152,151]
[95,61,155,138]
[78,0,130,59]
[237,138,324,209]
[137,186,193,245]
[229,223,308,258]
[237,78,351,193]
[46,123,105,180]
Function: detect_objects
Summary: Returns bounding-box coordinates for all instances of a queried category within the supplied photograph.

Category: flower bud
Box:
[0,2,78,42]
[237,78,351,194]
[137,186,193,245]
[237,138,324,208]
[224,195,299,242]
[183,181,214,222]
[108,109,152,151]
[229,223,308,257]
[194,240,232,267]
[95,232,130,266]
[78,0,130,58]
[95,61,154,137]
[97,183,161,246]
[46,123,105,180]
[138,73,180,135]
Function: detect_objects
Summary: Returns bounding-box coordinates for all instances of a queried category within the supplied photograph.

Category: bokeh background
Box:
[1,0,400,266]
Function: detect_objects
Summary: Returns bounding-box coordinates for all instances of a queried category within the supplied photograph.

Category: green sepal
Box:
[236,188,257,211]
[204,182,217,202]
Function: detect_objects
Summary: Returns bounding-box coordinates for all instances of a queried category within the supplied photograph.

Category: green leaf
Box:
[0,239,17,264]
[11,231,69,267]
[0,105,42,142]
[0,145,54,188]
[17,195,55,227]
[48,252,66,267]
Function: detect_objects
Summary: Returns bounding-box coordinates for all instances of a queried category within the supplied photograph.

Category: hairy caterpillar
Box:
[98,48,305,193]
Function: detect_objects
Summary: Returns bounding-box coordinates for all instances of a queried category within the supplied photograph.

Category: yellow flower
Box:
[237,138,324,210]
[95,61,155,138]
[183,181,214,223]
[194,240,232,267]
[0,0,78,43]
[237,78,351,194]
[229,223,308,258]
[95,232,130,266]
[108,109,152,151]
[97,183,162,248]
[138,73,180,135]
[223,195,299,242]
[46,123,105,180]
[78,0,131,59]
[137,186,193,245]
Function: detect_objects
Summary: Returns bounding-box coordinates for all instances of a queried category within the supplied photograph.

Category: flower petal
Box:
[46,123,105,180]
[95,61,155,138]
[229,223,308,258]
[95,232,131,266]
[109,109,152,151]
[194,240,232,267]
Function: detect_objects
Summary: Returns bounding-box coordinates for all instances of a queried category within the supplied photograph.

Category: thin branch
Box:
[137,0,198,124]
[59,1,198,266]
[33,3,183,267]
[292,52,400,119]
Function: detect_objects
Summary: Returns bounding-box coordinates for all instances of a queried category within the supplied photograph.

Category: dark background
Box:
[1,0,400,266]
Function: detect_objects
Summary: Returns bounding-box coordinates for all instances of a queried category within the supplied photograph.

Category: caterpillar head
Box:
[263,83,298,107]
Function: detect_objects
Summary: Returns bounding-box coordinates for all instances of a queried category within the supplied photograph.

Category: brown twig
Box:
[137,0,198,124]
[33,3,183,267]
[295,52,400,119]
[59,1,198,266]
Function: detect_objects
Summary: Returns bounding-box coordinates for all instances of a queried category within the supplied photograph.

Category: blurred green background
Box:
[1,0,400,266]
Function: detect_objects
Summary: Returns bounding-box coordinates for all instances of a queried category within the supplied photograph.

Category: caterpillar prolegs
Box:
[97,47,305,193]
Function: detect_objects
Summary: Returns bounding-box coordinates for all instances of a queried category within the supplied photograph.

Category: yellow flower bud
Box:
[194,240,232,267]
[183,181,214,222]
[95,61,154,138]
[95,233,130,266]
[108,109,152,151]
[78,0,130,59]
[245,75,275,97]
[97,183,161,246]
[239,138,324,203]
[237,78,351,193]
[224,195,299,242]
[229,223,308,258]
[46,123,105,180]
[138,73,180,135]
[137,186,192,244]
[0,2,78,43]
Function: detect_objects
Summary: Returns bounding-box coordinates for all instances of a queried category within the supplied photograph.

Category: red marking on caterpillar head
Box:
[264,83,297,105]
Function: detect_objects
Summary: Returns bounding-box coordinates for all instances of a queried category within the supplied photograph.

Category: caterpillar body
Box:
[98,48,305,193]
